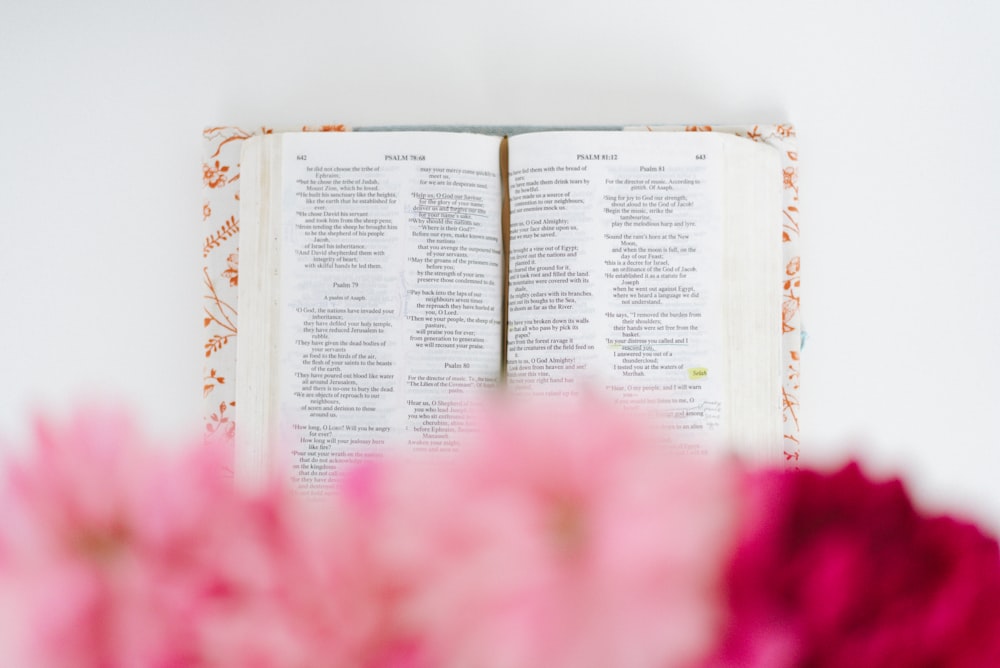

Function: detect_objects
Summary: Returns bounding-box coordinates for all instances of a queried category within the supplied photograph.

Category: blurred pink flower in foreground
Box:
[713,463,1000,668]
[3,401,1000,668]
[349,400,740,668]
[0,410,377,667]
[0,409,229,665]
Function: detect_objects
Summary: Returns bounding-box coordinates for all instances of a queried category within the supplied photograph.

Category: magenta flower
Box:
[713,463,1000,668]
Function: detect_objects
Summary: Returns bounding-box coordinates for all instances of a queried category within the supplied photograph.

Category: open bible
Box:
[235,130,784,493]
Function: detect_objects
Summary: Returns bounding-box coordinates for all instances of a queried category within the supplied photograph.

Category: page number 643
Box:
[695,154,706,160]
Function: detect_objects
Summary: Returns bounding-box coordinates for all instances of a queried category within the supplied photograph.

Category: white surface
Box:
[2,1,998,529]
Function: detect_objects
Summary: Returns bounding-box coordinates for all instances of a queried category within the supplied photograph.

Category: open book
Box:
[235,130,784,493]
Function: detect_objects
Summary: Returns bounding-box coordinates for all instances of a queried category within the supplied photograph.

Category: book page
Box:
[506,132,725,452]
[278,132,504,493]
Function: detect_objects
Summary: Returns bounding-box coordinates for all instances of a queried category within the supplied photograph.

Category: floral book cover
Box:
[200,124,802,471]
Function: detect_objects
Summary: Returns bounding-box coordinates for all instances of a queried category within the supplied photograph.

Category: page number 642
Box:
[695,154,707,160]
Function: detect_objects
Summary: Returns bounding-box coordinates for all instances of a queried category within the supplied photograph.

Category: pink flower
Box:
[712,462,1000,668]
[32,402,1000,668]
[355,398,740,668]
[0,408,373,667]
[0,408,231,666]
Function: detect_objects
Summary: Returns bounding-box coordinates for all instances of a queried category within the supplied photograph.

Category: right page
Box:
[506,131,783,460]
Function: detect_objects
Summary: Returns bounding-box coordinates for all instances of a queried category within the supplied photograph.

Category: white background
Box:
[2,1,998,530]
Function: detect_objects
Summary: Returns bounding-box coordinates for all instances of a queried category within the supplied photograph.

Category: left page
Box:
[237,132,505,494]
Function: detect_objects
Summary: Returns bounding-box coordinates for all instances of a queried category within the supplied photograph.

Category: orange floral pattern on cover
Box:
[201,125,347,456]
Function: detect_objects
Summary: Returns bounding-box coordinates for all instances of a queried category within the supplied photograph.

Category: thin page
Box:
[506,131,726,453]
[278,132,504,493]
